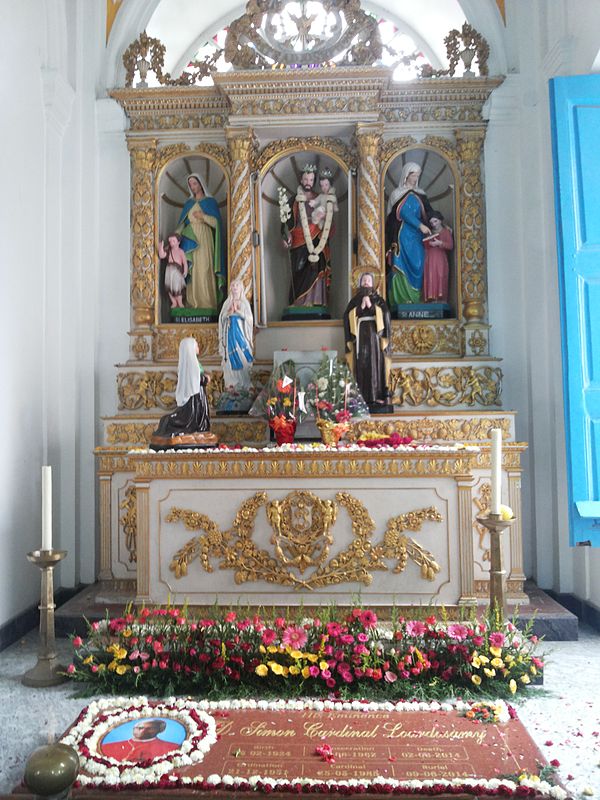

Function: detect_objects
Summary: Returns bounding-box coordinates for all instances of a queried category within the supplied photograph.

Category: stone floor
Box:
[0,625,599,797]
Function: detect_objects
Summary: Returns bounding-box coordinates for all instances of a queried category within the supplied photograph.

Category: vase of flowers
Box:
[249,359,302,445]
[307,356,369,445]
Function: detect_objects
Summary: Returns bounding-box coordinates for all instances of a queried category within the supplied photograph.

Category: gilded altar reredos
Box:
[97,20,527,610]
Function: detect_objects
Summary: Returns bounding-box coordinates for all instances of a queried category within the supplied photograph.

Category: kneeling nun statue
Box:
[150,337,218,450]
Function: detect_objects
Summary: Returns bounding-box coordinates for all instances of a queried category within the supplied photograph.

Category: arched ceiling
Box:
[103,0,507,89]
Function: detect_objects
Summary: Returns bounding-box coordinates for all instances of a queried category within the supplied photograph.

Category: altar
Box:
[95,0,528,614]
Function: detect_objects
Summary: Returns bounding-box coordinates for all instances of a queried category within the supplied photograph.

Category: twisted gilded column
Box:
[129,139,157,330]
[226,128,254,298]
[355,123,384,291]
[456,128,486,323]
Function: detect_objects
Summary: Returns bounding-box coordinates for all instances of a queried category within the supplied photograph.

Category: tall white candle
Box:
[490,429,502,515]
[42,466,52,551]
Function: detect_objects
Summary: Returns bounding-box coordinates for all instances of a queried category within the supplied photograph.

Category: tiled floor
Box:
[0,626,599,797]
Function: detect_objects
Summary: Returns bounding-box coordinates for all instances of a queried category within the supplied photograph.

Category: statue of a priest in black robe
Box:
[343,272,393,414]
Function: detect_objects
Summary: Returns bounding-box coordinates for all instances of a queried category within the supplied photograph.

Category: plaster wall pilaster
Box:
[135,482,151,602]
[456,477,477,605]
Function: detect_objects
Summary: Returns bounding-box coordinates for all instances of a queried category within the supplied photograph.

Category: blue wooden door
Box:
[550,75,600,546]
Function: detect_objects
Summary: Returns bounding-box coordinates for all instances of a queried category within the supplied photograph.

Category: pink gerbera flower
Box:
[488,631,506,648]
[447,624,470,641]
[359,610,378,628]
[281,625,308,649]
[405,620,427,636]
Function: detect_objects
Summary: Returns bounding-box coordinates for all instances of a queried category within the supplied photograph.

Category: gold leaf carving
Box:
[106,422,156,445]
[473,481,491,562]
[255,137,356,173]
[381,507,442,579]
[119,486,137,563]
[348,416,512,442]
[167,492,442,589]
[154,328,219,361]
[390,366,502,407]
[391,321,461,356]
[117,371,177,411]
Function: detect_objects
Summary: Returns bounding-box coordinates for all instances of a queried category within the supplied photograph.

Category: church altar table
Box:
[127,446,486,609]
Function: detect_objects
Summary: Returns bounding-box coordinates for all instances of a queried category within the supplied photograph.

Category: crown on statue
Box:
[319,167,333,180]
[302,163,317,174]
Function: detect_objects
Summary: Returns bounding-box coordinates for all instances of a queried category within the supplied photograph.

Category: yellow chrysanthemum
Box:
[491,657,504,669]
[259,645,266,654]
[289,650,303,660]
[122,629,133,638]
[509,679,517,694]
[83,655,94,665]
[255,664,269,677]
[530,665,537,675]
[471,656,481,668]
[483,667,496,678]
[489,646,502,658]
[306,653,319,663]
[471,674,482,686]
[520,674,530,684]
[267,645,278,653]
[282,397,292,407]
[302,666,311,679]
[107,660,118,672]
[282,666,290,677]
[289,665,300,675]
[319,660,329,671]
[478,654,490,664]
[115,664,130,675]
[270,662,284,675]
[504,654,514,663]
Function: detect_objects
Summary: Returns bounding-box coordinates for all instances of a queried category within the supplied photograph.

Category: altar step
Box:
[54,580,578,641]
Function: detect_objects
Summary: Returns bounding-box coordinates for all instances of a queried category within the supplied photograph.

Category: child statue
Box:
[149,337,218,449]
[159,233,188,309]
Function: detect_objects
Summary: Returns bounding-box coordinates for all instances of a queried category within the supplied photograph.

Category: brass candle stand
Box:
[22,549,68,687]
[476,513,516,615]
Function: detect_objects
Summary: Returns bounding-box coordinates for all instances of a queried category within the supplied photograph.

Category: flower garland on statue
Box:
[61,697,566,798]
[61,697,217,787]
[297,186,335,263]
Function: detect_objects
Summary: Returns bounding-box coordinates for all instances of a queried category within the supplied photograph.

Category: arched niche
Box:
[255,146,353,324]
[382,145,461,318]
[156,153,230,324]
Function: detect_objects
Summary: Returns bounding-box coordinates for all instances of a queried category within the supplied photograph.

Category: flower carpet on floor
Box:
[59,697,566,798]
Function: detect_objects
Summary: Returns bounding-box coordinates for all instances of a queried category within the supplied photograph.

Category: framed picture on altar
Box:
[157,154,229,325]
[254,147,354,325]
[383,146,459,319]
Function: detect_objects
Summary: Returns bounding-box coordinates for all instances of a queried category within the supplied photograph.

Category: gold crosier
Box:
[355,123,384,292]
[226,128,255,298]
[129,140,157,331]
[456,128,486,322]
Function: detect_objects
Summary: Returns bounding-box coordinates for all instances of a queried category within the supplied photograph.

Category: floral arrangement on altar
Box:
[66,606,542,701]
[306,356,369,444]
[249,359,304,444]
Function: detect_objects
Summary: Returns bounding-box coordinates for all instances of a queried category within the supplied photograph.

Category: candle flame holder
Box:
[22,549,68,687]
[476,514,516,616]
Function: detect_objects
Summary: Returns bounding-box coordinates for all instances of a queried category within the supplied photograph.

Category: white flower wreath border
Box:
[61,696,216,786]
